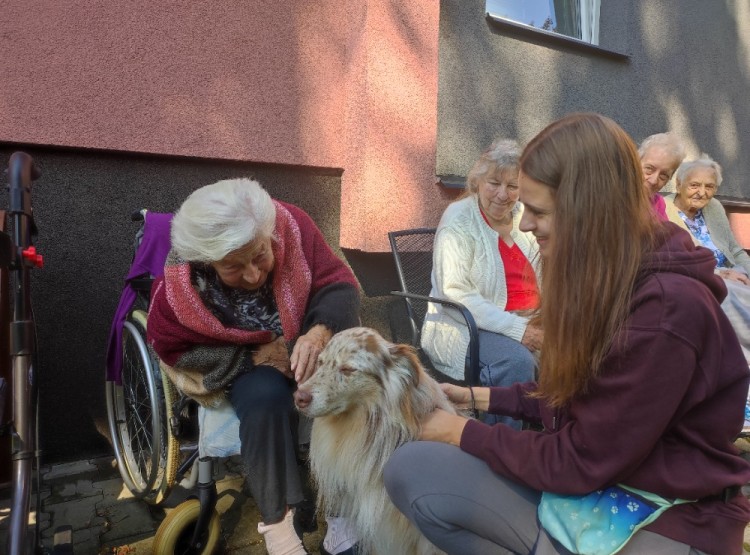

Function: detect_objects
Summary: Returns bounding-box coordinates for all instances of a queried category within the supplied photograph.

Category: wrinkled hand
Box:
[291,325,332,384]
[252,337,292,379]
[521,323,544,352]
[420,408,469,446]
[718,268,750,286]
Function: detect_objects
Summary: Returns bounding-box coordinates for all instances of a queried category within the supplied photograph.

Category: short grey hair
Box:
[638,132,686,168]
[675,154,723,188]
[171,178,276,263]
[466,138,520,194]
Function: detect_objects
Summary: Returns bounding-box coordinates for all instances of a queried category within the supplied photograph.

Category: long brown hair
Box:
[521,113,660,407]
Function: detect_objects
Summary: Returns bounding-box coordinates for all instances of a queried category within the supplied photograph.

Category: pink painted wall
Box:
[0,1,445,251]
[728,211,750,250]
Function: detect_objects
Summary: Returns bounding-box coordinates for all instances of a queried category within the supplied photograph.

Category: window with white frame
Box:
[486,0,601,45]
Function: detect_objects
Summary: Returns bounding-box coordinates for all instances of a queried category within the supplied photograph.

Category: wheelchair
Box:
[104,210,271,553]
[105,209,320,553]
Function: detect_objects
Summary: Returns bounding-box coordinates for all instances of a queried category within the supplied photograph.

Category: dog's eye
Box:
[340,366,355,376]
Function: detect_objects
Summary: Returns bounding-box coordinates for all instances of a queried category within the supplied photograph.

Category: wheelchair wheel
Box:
[153,499,221,555]
[106,309,179,504]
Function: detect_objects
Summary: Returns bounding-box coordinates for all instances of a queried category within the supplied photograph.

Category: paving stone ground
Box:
[2,454,750,554]
[0,455,325,554]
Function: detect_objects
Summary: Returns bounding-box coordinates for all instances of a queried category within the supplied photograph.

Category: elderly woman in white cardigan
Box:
[421,139,541,427]
[665,154,750,361]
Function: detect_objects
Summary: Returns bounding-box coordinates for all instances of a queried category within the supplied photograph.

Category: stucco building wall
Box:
[0,0,443,252]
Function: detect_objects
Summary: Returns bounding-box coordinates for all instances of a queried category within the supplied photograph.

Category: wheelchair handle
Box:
[131,209,147,222]
[8,152,40,218]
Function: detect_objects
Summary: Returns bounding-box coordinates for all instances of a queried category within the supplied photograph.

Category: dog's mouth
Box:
[293,389,329,417]
[293,390,349,419]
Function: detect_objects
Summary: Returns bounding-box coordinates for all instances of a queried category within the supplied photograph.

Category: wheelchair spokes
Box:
[107,311,180,505]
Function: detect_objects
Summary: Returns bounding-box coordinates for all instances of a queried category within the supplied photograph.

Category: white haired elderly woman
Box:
[147,178,359,555]
[421,139,541,428]
[664,155,750,361]
[638,132,686,221]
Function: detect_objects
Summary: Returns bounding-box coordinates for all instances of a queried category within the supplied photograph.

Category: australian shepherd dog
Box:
[294,327,455,555]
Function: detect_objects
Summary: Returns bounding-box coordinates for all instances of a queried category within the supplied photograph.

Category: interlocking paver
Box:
[42,495,103,536]
[98,499,160,546]
[95,477,136,507]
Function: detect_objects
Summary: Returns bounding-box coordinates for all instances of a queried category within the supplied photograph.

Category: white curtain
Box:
[579,0,600,45]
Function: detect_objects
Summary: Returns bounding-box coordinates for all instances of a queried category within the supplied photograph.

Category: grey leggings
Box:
[383,441,707,555]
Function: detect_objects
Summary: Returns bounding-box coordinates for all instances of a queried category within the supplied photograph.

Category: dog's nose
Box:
[294,388,312,409]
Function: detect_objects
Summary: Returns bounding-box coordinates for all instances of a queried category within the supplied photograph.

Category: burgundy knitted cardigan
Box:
[147,201,359,405]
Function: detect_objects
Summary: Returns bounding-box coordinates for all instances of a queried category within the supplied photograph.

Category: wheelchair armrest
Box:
[390,291,480,386]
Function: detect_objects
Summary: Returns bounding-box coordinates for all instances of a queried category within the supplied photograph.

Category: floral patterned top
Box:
[191,264,283,335]
[677,208,728,268]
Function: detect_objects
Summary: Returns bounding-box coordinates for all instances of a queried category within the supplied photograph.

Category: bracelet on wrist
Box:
[468,386,478,419]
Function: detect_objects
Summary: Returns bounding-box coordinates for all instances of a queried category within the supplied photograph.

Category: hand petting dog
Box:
[419,384,489,446]
[291,324,332,384]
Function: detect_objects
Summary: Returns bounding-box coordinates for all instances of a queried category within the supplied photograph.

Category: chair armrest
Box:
[390,291,480,386]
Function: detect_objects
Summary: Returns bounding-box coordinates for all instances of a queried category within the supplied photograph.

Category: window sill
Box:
[717,195,750,210]
[486,13,629,61]
[437,174,466,190]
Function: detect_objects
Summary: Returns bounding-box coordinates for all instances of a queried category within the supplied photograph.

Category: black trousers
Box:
[228,365,303,523]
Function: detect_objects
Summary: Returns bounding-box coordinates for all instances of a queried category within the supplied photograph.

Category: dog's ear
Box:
[388,343,422,387]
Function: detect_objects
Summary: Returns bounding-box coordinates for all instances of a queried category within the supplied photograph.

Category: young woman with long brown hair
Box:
[383,113,750,554]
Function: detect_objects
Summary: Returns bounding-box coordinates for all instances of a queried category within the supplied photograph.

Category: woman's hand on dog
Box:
[440,384,491,412]
[420,408,468,446]
[291,324,333,384]
[422,385,492,446]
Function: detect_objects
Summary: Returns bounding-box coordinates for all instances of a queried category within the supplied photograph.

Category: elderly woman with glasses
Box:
[420,139,541,428]
[147,178,360,555]
[664,155,750,361]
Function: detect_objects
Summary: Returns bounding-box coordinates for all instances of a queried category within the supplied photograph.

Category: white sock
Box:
[257,509,307,555]
[323,516,358,554]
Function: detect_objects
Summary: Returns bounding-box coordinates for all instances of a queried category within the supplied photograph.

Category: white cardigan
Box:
[420,196,541,379]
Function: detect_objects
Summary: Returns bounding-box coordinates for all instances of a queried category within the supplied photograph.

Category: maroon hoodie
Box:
[460,224,750,554]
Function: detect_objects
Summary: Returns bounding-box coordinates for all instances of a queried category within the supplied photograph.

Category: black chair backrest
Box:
[388,228,436,346]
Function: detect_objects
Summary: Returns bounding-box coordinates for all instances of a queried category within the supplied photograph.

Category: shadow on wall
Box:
[436,0,750,200]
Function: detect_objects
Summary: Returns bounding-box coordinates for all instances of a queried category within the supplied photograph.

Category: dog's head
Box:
[294,327,431,419]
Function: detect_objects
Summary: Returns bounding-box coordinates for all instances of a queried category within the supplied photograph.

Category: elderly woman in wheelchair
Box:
[147,178,360,555]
